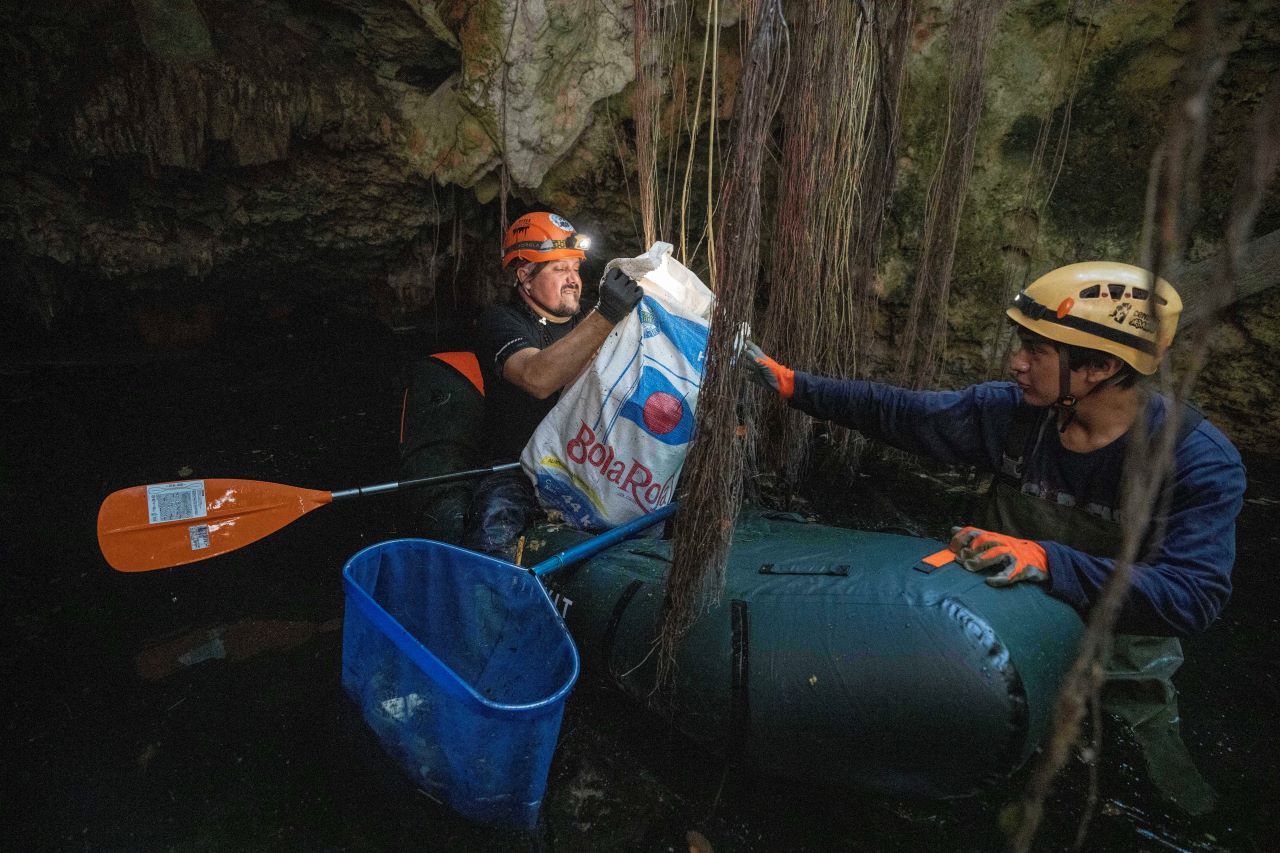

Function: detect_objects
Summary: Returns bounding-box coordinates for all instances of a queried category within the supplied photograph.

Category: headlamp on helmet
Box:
[502,211,591,270]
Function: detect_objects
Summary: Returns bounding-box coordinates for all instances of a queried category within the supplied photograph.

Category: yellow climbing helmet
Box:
[1007,261,1182,375]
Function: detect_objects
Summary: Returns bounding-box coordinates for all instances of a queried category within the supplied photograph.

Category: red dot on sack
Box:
[642,392,683,434]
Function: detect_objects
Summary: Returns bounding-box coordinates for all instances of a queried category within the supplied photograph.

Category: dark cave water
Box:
[4,306,1278,852]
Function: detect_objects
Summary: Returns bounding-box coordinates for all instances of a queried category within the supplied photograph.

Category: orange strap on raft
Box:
[912,548,956,575]
[922,549,954,568]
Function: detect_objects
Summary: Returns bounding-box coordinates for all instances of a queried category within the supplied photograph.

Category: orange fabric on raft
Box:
[922,549,955,568]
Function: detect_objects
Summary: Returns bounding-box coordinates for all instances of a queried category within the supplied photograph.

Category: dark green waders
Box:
[978,409,1217,816]
[399,355,487,543]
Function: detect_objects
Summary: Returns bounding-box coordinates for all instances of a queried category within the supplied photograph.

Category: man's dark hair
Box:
[1012,324,1140,389]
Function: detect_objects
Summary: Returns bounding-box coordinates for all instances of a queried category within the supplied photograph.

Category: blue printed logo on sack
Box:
[639,296,708,371]
[534,462,610,530]
[639,302,659,339]
[618,366,695,446]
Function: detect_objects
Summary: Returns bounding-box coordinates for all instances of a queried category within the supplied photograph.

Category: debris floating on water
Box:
[687,829,714,853]
[135,617,342,679]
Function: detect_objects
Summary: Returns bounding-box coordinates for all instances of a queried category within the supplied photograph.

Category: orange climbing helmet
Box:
[501,211,591,270]
[1007,261,1182,375]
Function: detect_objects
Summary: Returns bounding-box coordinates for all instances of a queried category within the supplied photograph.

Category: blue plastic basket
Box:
[341,538,580,828]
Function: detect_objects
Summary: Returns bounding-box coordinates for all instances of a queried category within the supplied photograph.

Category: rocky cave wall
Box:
[1,0,1276,450]
[1,0,638,343]
[885,0,1280,451]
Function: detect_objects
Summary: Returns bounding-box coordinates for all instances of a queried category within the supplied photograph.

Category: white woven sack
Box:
[520,242,713,530]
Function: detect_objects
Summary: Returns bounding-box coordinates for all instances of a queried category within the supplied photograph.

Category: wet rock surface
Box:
[5,311,1278,851]
[3,0,1277,451]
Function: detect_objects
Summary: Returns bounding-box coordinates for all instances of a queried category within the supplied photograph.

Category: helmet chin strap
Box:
[1053,347,1079,432]
[1052,346,1126,432]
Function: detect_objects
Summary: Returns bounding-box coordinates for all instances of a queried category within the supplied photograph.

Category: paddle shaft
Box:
[331,462,520,500]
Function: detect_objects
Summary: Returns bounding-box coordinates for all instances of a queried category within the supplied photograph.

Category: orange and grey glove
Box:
[948,526,1049,587]
[742,341,795,400]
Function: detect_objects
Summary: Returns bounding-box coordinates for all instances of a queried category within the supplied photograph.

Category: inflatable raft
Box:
[400,353,1086,798]
[520,513,1084,799]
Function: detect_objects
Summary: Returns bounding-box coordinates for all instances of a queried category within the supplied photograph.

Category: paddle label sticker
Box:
[188,524,211,551]
[146,481,208,524]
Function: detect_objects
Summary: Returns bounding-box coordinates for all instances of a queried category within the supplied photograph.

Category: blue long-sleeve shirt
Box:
[790,374,1246,636]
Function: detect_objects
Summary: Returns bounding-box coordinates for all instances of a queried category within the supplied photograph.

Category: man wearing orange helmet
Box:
[744,261,1245,813]
[465,211,643,557]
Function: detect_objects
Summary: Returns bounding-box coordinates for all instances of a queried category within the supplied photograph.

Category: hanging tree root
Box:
[653,0,790,698]
[758,0,882,497]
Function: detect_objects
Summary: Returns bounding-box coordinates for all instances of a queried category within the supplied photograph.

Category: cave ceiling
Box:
[1,0,1276,450]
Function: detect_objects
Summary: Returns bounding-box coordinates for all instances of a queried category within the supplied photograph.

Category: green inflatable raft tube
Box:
[399,353,1087,799]
[519,514,1084,799]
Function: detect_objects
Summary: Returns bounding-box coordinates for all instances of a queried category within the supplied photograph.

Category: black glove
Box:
[595,268,643,324]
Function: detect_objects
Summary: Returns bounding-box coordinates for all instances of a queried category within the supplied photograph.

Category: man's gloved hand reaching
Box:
[595,268,644,324]
[741,341,795,400]
[948,526,1049,587]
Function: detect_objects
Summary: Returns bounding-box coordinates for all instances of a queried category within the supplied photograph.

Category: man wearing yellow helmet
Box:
[465,211,643,557]
[744,261,1245,813]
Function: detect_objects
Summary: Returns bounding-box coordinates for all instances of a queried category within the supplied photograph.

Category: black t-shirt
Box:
[477,300,582,462]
